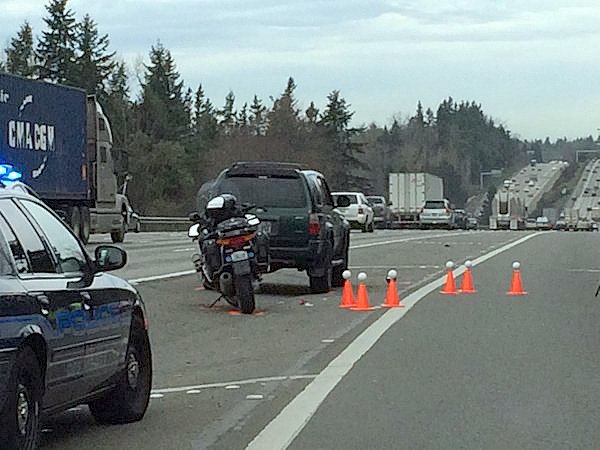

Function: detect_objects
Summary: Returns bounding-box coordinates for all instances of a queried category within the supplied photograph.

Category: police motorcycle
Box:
[188,194,270,314]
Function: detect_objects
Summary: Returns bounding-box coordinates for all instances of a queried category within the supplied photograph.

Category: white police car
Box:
[0,166,152,450]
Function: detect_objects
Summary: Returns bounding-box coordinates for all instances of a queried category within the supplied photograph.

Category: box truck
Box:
[388,173,444,227]
[0,72,130,243]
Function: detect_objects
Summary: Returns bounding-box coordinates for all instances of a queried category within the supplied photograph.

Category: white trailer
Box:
[388,173,443,227]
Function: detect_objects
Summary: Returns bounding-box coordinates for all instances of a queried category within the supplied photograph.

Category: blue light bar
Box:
[0,164,23,182]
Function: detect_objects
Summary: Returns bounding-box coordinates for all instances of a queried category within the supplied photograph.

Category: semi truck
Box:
[489,181,526,230]
[388,173,444,227]
[0,72,130,243]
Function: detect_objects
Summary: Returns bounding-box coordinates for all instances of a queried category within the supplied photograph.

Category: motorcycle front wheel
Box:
[234,274,256,314]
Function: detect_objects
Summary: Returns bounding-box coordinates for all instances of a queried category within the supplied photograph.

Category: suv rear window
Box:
[424,201,446,209]
[333,194,358,204]
[216,175,307,208]
[367,197,384,204]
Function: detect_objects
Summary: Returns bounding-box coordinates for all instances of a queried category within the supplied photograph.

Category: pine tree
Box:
[73,14,115,95]
[320,90,367,189]
[218,91,236,135]
[103,61,130,146]
[249,95,267,136]
[267,77,300,137]
[140,42,189,141]
[5,22,36,77]
[193,84,218,141]
[305,102,319,124]
[36,0,78,84]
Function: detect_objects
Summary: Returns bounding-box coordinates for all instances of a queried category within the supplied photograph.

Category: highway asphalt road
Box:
[40,230,599,449]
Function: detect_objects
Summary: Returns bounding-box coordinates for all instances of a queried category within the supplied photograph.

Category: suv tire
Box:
[89,318,152,424]
[0,347,42,450]
[331,235,349,287]
[309,242,332,294]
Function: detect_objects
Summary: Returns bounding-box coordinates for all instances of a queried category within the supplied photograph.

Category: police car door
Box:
[0,199,87,407]
[18,199,130,398]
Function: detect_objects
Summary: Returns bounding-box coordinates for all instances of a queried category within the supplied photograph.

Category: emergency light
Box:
[0,164,23,182]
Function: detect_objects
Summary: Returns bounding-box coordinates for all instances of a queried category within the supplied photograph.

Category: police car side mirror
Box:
[95,246,127,272]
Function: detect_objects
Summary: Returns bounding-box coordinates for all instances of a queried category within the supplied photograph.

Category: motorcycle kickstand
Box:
[209,295,225,308]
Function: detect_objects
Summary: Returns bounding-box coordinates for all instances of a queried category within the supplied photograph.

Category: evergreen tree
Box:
[305,102,319,124]
[267,77,300,137]
[139,42,189,141]
[103,61,131,146]
[193,84,218,141]
[218,91,236,134]
[36,0,77,83]
[73,14,115,95]
[320,90,367,189]
[249,95,267,136]
[5,22,36,77]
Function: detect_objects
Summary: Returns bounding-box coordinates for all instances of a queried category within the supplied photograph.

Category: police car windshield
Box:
[214,175,307,208]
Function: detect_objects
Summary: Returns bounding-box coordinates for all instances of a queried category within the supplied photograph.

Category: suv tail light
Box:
[309,213,321,235]
[358,207,364,214]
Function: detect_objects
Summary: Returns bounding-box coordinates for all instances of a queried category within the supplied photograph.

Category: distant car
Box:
[535,216,551,230]
[576,219,591,231]
[525,218,538,229]
[592,222,599,232]
[453,209,467,229]
[555,218,567,231]
[332,192,374,232]
[366,195,392,229]
[466,217,479,230]
[419,199,454,229]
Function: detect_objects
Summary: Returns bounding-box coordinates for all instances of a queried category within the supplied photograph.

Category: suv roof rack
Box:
[227,161,304,177]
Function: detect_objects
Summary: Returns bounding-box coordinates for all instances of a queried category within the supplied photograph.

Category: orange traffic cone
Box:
[507,262,527,295]
[459,260,477,294]
[382,270,405,308]
[440,261,458,295]
[351,273,375,311]
[339,270,355,309]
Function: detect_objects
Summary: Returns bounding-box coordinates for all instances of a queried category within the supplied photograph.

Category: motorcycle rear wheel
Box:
[234,274,255,314]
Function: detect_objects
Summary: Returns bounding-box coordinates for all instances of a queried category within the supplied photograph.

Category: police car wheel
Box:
[89,319,152,424]
[0,347,42,450]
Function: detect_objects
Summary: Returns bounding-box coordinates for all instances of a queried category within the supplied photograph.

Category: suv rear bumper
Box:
[269,240,324,270]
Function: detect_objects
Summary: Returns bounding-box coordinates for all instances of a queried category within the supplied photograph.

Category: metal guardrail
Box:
[138,216,190,232]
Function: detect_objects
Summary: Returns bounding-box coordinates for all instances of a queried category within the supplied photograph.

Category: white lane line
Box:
[246,232,542,450]
[173,247,195,253]
[349,231,468,250]
[129,232,472,284]
[568,269,600,273]
[151,374,318,395]
[129,270,196,285]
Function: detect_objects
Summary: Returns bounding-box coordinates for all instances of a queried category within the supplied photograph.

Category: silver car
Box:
[366,195,392,229]
[419,199,453,229]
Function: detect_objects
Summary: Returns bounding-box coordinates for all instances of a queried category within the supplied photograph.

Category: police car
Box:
[0,165,152,450]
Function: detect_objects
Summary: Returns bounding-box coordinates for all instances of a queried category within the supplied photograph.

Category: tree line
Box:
[2,0,570,215]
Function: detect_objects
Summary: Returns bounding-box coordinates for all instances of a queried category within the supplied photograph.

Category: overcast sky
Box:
[2,0,600,140]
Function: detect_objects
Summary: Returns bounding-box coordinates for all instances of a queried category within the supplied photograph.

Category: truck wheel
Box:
[234,274,256,314]
[89,317,152,424]
[69,207,81,239]
[79,206,90,244]
[111,210,127,243]
[0,347,42,450]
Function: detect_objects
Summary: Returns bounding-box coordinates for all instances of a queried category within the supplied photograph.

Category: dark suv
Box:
[198,162,351,293]
[0,182,152,450]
